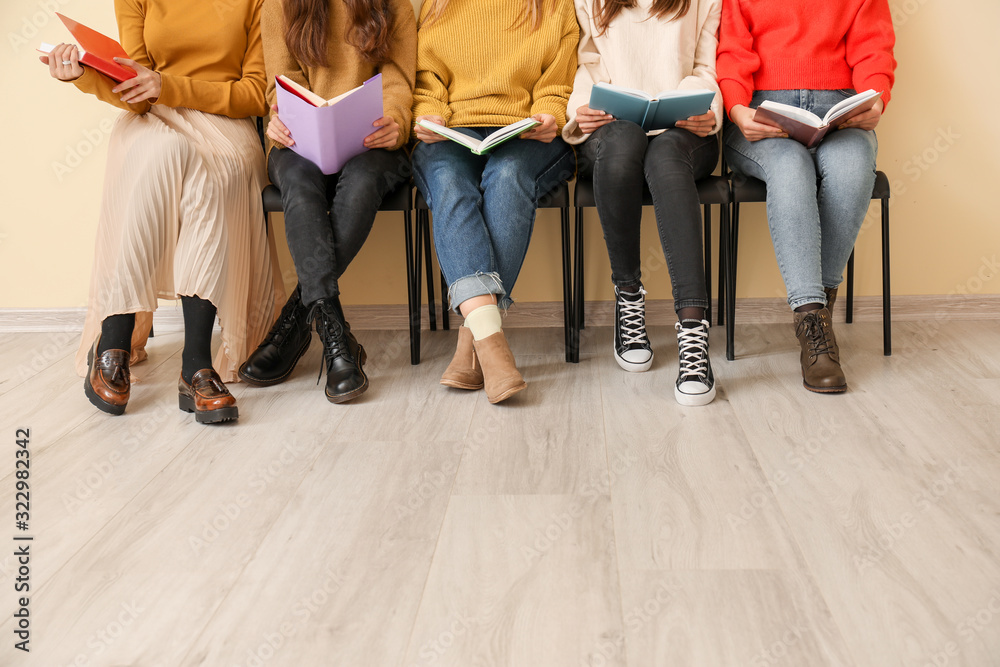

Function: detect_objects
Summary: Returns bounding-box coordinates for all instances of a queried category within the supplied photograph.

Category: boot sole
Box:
[238,336,311,387]
[488,381,527,404]
[178,393,239,423]
[325,346,369,404]
[440,379,485,391]
[85,347,127,416]
[803,381,847,394]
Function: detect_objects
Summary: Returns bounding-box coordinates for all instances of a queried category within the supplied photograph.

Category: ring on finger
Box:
[62,60,73,65]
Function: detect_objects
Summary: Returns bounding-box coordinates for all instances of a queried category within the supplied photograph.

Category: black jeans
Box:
[268,147,410,305]
[576,121,718,312]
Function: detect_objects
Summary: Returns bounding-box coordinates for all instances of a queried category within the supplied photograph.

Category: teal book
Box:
[588,83,715,132]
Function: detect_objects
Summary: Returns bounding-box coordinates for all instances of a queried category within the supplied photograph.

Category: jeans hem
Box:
[447,272,509,314]
[674,299,709,312]
[788,295,827,310]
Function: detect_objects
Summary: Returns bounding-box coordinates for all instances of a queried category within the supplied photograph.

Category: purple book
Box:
[274,74,384,175]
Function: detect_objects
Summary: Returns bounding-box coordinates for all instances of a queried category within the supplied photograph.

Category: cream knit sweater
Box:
[562,0,723,144]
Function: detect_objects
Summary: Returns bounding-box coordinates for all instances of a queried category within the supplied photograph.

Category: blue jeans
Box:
[412,128,575,312]
[723,89,878,310]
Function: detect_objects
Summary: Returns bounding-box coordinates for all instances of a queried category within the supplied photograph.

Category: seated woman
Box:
[239,0,416,403]
[718,0,895,393]
[564,0,723,406]
[44,0,282,423]
[412,0,578,404]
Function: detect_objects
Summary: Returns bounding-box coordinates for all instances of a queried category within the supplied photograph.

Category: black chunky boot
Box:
[309,298,368,403]
[239,285,312,386]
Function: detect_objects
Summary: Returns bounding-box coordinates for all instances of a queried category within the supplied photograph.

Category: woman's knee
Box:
[593,120,648,159]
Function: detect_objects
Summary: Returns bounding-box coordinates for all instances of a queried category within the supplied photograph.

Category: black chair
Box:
[570,175,732,363]
[725,170,891,360]
[413,181,576,363]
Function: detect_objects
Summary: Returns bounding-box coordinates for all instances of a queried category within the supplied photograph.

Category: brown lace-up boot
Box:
[793,308,846,393]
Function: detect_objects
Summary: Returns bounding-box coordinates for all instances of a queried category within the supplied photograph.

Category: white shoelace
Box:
[676,321,710,379]
[617,290,648,346]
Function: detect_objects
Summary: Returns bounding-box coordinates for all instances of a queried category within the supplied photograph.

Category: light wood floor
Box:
[1,319,998,666]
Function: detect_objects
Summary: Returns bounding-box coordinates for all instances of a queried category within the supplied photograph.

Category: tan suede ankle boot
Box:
[472,330,526,404]
[793,308,847,393]
[441,326,484,390]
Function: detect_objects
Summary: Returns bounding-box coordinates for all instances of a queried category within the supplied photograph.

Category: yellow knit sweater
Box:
[261,0,417,153]
[413,0,579,129]
[73,0,267,118]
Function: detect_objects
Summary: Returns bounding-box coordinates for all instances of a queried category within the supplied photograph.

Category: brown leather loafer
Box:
[85,336,130,416]
[178,369,239,424]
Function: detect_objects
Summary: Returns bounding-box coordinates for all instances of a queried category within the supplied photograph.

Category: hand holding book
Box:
[519,114,557,143]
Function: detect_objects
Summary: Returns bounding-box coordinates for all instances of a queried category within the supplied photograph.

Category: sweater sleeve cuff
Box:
[719,80,752,116]
[413,101,451,124]
[156,72,182,109]
[859,74,893,110]
[531,103,568,131]
[388,109,410,149]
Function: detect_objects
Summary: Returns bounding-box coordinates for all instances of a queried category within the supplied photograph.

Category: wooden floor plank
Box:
[182,437,461,667]
[403,494,625,667]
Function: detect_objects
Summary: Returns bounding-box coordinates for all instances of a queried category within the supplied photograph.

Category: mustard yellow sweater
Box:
[73,0,267,118]
[413,0,579,129]
[261,0,417,153]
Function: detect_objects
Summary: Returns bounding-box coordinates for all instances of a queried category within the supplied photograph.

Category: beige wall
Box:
[2,0,996,309]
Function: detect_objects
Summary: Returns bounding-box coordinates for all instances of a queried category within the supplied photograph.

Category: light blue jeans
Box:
[723,89,878,310]
[412,128,575,312]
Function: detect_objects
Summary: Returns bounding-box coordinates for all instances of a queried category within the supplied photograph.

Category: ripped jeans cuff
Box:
[447,272,510,314]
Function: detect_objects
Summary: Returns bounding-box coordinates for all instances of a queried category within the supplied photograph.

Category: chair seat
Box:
[574,175,731,208]
[262,184,282,214]
[732,170,891,203]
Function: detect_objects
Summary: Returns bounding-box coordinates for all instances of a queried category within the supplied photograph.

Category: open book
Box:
[38,13,135,83]
[588,83,716,132]
[416,118,539,155]
[275,74,383,175]
[753,89,881,148]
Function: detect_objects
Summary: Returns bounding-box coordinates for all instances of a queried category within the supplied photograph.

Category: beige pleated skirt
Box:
[74,106,285,382]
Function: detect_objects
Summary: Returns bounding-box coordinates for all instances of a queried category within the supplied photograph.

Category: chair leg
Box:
[571,206,585,363]
[561,205,573,363]
[726,202,740,361]
[422,216,437,332]
[846,250,855,324]
[703,204,712,325]
[440,270,450,330]
[404,210,420,365]
[882,197,892,356]
[717,203,727,327]
[574,207,586,335]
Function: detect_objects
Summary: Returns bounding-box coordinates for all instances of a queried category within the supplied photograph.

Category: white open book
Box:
[417,118,539,155]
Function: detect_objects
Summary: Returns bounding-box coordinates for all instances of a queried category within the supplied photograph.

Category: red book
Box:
[38,13,135,83]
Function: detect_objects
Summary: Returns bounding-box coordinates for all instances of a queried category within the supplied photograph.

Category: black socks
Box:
[677,307,706,326]
[181,295,217,383]
[98,313,135,354]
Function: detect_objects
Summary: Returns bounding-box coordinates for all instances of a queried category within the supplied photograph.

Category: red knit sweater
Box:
[717,0,896,114]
